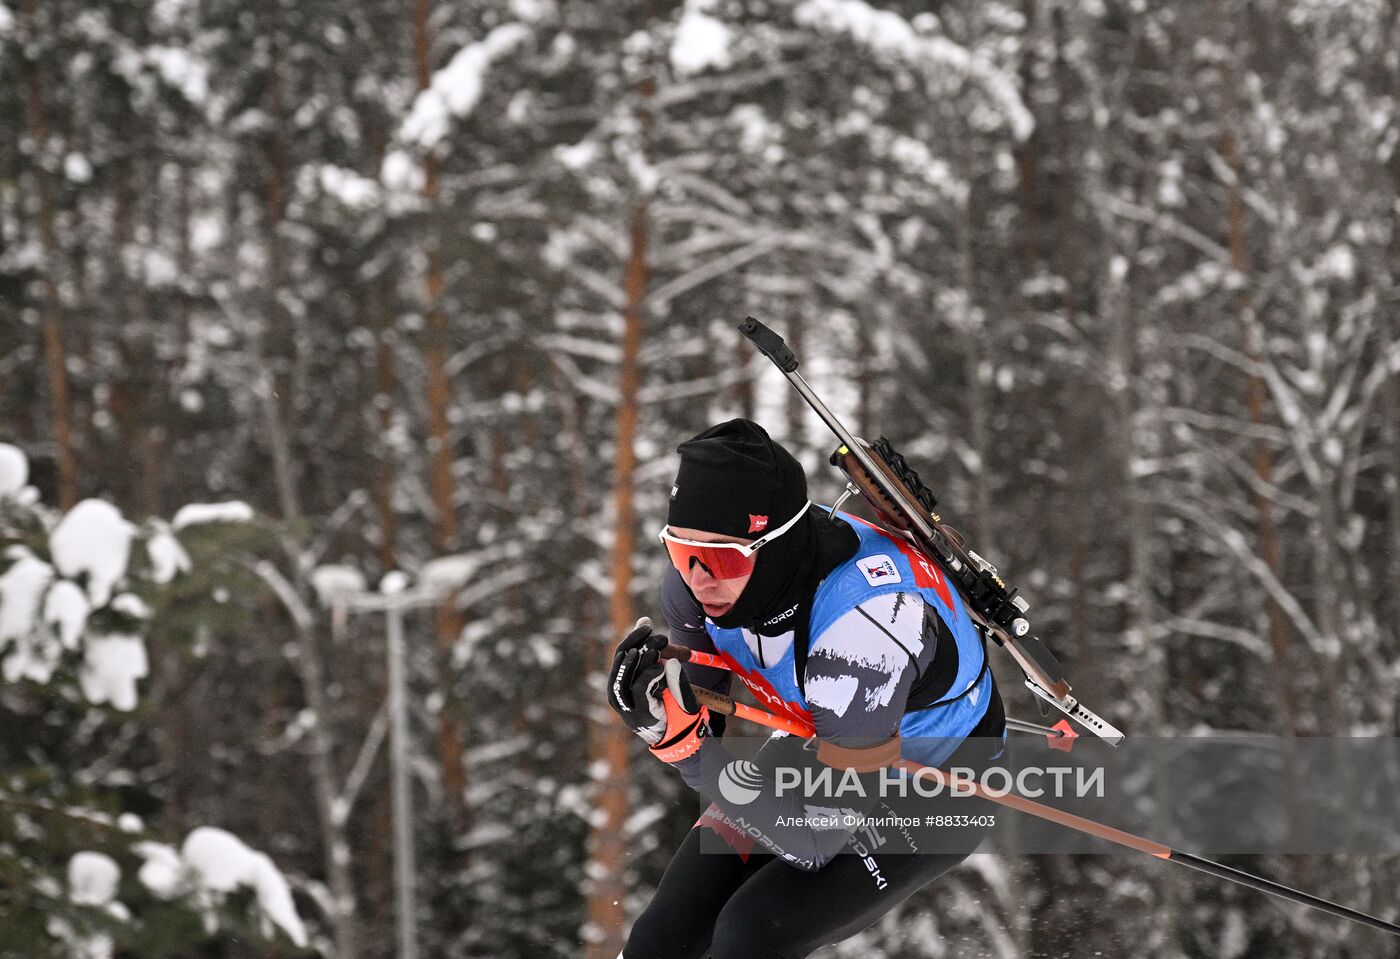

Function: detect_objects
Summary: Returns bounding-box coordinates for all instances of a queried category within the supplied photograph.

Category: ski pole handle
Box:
[660,644,730,672]
[698,689,816,738]
[738,317,799,373]
[660,644,817,737]
[684,683,816,738]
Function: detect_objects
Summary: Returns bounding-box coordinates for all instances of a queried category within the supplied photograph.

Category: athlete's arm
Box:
[804,591,930,741]
[660,565,733,700]
[666,593,932,871]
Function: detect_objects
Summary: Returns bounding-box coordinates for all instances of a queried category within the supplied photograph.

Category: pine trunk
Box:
[1014,0,1039,266]
[1216,19,1317,908]
[957,160,994,554]
[1220,130,1309,735]
[21,0,77,510]
[375,277,399,572]
[1383,114,1400,685]
[414,0,472,847]
[584,194,649,959]
[263,32,300,525]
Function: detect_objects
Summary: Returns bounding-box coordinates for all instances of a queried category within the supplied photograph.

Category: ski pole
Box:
[689,685,817,739]
[664,646,1071,746]
[663,646,729,672]
[1005,717,1070,738]
[661,645,816,737]
[657,646,1400,938]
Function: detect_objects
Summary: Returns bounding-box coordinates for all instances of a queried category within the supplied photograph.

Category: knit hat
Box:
[667,419,809,540]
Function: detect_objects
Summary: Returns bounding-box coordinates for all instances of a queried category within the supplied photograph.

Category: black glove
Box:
[607,617,710,762]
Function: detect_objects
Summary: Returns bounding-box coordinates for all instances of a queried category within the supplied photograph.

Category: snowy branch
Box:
[645,234,784,309]
[637,359,762,404]
[251,560,315,633]
[335,705,388,828]
[1168,501,1328,657]
[1152,616,1272,658]
[1100,194,1232,264]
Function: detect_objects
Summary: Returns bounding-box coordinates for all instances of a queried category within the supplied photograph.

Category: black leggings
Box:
[623,806,990,959]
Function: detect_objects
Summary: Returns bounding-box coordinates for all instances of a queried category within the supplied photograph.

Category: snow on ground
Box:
[961,852,1011,904]
[171,500,254,530]
[50,500,135,607]
[399,24,531,148]
[79,634,148,712]
[180,827,309,947]
[0,443,28,494]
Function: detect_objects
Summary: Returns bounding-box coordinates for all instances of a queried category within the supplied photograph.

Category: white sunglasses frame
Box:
[657,501,812,557]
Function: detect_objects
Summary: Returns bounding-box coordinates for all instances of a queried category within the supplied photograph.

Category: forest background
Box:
[2,0,1399,956]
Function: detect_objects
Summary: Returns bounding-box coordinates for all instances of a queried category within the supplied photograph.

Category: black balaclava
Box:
[667,419,858,634]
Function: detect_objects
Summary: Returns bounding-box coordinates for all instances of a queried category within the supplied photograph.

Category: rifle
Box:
[738,317,1124,747]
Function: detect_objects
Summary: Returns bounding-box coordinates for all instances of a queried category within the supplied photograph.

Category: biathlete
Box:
[607,419,1006,958]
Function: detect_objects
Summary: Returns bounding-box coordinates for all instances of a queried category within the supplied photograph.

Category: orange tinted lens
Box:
[662,539,756,580]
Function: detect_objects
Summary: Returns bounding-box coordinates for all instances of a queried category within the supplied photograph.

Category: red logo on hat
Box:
[748,514,769,533]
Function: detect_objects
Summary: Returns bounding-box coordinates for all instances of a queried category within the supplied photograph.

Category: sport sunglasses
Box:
[657,501,811,580]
